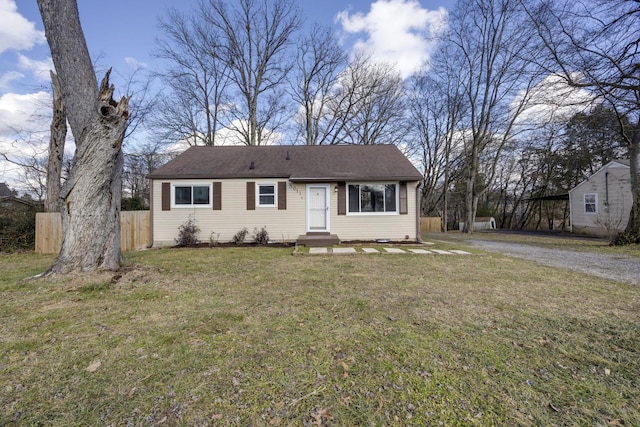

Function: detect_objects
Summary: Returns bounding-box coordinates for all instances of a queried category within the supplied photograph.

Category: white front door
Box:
[307,185,330,232]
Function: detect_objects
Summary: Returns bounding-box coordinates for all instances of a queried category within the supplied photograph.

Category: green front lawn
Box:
[1,247,638,425]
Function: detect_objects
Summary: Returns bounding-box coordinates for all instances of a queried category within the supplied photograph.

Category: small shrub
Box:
[253,226,269,245]
[209,231,221,247]
[610,230,640,246]
[232,227,249,245]
[175,217,201,247]
[0,201,39,252]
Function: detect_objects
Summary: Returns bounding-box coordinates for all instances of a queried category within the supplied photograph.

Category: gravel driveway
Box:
[464,239,640,286]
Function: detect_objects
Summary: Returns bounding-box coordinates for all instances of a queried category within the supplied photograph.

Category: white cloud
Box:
[0,90,77,194]
[124,57,148,69]
[516,74,595,126]
[17,54,53,82]
[0,0,45,53]
[0,91,51,137]
[0,70,24,91]
[336,0,448,78]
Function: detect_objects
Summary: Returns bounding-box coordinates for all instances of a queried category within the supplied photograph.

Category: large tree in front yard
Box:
[38,0,129,273]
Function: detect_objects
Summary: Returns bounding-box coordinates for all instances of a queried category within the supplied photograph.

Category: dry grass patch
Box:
[1,247,639,426]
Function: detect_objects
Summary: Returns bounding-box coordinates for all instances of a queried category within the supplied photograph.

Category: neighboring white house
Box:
[147,145,423,247]
[569,160,631,237]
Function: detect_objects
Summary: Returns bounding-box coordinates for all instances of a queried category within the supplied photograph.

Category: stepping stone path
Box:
[305,245,471,255]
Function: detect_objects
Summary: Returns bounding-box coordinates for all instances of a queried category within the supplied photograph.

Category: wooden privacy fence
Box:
[35,211,150,254]
[420,217,442,233]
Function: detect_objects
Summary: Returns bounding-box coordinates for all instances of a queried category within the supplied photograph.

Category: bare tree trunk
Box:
[38,0,129,274]
[620,124,640,242]
[50,74,127,273]
[464,173,475,233]
[45,71,66,213]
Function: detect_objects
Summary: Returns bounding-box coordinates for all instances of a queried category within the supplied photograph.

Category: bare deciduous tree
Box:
[1,136,48,202]
[37,0,129,274]
[445,0,543,233]
[323,52,407,145]
[154,7,230,146]
[524,0,640,243]
[202,0,303,145]
[289,24,346,145]
[408,53,466,230]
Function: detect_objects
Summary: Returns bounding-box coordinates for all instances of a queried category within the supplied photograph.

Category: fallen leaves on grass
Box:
[304,407,334,427]
[85,360,101,372]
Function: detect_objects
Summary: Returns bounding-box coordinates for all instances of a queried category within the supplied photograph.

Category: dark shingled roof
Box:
[148,145,422,182]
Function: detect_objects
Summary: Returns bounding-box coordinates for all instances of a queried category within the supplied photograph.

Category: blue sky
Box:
[0,0,454,190]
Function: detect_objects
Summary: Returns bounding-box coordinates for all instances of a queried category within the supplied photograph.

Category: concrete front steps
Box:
[297,233,341,247]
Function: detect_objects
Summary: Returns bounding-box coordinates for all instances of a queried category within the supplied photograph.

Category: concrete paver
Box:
[431,249,453,254]
[332,247,357,254]
[362,248,379,253]
[409,249,432,254]
[309,247,328,254]
[384,248,406,254]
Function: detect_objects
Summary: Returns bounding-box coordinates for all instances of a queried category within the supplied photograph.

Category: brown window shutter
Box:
[278,181,287,210]
[246,181,255,210]
[213,182,222,210]
[399,182,408,215]
[337,182,346,215]
[161,182,171,211]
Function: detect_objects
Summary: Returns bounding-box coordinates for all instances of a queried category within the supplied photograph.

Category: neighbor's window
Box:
[174,185,210,206]
[257,183,276,207]
[348,183,397,214]
[584,193,597,214]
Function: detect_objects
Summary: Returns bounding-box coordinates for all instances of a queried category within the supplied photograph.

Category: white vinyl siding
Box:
[151,179,419,246]
[153,179,305,246]
[334,181,418,240]
[569,163,631,236]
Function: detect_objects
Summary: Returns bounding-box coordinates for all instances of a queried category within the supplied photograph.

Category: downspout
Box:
[605,171,610,212]
[146,178,154,248]
[416,181,423,243]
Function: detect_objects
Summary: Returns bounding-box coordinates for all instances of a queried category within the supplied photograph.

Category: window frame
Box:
[172,183,212,208]
[584,193,597,214]
[346,182,399,215]
[257,183,277,208]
